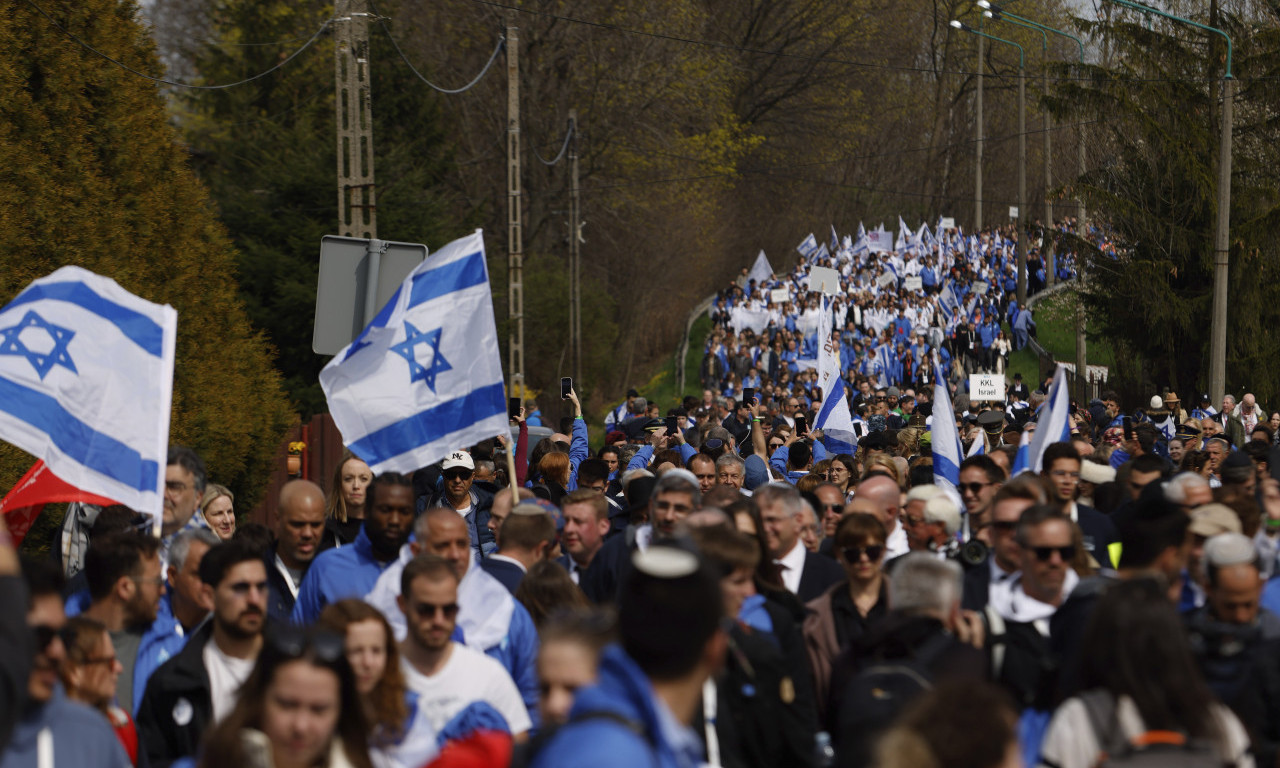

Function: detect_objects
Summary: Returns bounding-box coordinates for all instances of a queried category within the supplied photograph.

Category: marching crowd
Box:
[6,221,1280,768]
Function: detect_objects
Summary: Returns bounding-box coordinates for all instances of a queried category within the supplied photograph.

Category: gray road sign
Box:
[313,236,427,355]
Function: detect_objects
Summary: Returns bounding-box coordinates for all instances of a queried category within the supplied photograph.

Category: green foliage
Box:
[1049,5,1280,403]
[0,0,294,509]
[180,0,463,417]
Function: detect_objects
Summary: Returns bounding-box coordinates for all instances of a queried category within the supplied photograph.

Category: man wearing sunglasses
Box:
[396,554,531,740]
[418,451,496,559]
[3,559,130,767]
[985,505,1079,711]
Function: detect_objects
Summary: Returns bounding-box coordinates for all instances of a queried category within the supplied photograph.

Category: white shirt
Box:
[401,643,532,735]
[885,524,910,560]
[203,641,255,724]
[775,540,807,594]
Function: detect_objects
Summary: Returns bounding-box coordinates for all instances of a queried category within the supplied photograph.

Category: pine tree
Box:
[0,0,294,509]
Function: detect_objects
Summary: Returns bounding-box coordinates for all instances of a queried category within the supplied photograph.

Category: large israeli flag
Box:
[1019,365,1073,475]
[0,266,176,532]
[320,230,507,474]
[931,357,963,495]
[813,296,857,455]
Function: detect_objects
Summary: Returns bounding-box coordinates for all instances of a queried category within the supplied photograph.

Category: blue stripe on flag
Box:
[408,251,487,308]
[0,376,159,491]
[6,281,164,357]
[349,382,506,462]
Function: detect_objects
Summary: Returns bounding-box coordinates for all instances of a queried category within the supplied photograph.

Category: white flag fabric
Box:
[0,266,176,532]
[746,250,774,285]
[320,230,507,475]
[813,296,856,454]
[931,356,963,494]
[796,233,819,258]
[1020,365,1073,475]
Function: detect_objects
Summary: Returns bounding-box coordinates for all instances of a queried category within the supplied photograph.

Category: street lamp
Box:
[981,4,1090,285]
[952,19,1028,307]
[1103,0,1233,403]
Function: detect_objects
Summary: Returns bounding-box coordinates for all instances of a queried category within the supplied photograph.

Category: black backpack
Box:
[834,632,952,768]
[1078,690,1226,768]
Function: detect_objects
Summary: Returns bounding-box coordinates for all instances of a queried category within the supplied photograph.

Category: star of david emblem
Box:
[390,321,451,391]
[0,310,77,380]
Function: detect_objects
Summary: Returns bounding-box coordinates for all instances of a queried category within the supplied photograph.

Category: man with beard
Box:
[137,538,268,767]
[396,554,531,739]
[79,533,184,715]
[291,472,414,623]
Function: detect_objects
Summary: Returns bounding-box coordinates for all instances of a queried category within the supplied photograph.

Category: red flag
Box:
[1,461,118,547]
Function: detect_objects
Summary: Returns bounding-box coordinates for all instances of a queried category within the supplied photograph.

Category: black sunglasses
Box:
[958,481,992,495]
[33,624,59,652]
[443,469,473,481]
[268,624,346,664]
[990,521,1018,532]
[412,601,461,620]
[1030,545,1076,562]
[841,545,884,562]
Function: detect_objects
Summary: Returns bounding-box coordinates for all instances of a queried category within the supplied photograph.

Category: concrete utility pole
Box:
[506,11,525,399]
[975,32,984,231]
[568,110,582,385]
[334,0,376,239]
[1016,59,1027,307]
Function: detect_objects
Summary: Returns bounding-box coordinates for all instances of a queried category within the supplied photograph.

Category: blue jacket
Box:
[64,590,188,716]
[530,645,702,768]
[565,418,590,491]
[1,687,131,768]
[291,524,397,624]
[460,599,541,729]
[769,442,828,482]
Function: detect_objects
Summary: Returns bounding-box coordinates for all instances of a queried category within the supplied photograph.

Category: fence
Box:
[246,412,346,527]
[1024,281,1103,403]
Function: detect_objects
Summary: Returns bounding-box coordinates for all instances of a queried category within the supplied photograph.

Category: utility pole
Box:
[975,32,984,231]
[568,110,582,385]
[334,0,376,239]
[1016,61,1028,307]
[506,11,525,400]
[1043,59,1053,288]
[1209,76,1232,403]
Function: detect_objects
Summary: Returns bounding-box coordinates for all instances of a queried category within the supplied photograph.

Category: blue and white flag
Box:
[796,233,819,258]
[966,432,985,458]
[1009,428,1033,476]
[0,266,176,532]
[813,296,857,455]
[931,357,963,496]
[747,250,774,286]
[1017,365,1072,475]
[320,230,507,475]
[830,225,840,253]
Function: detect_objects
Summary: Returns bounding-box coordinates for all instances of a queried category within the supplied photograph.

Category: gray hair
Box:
[1164,472,1210,505]
[753,482,803,518]
[714,453,746,473]
[888,554,962,619]
[168,528,220,573]
[630,397,648,415]
[653,469,701,508]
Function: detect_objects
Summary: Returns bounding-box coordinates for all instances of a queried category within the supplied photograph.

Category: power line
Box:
[470,0,1252,85]
[23,0,333,90]
[532,121,575,166]
[369,0,506,94]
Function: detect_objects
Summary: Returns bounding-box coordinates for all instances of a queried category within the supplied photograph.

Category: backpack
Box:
[834,632,952,768]
[1077,690,1226,768]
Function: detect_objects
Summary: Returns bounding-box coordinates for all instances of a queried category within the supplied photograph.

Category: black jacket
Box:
[420,485,496,557]
[480,557,526,595]
[797,549,845,604]
[1074,503,1119,565]
[135,621,214,768]
[0,576,31,753]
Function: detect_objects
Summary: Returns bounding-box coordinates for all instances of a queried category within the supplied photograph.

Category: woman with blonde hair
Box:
[326,450,373,544]
[200,484,236,541]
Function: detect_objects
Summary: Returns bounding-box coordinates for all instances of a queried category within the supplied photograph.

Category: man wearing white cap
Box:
[419,450,496,558]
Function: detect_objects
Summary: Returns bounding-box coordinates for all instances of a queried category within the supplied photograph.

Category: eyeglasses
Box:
[958,481,993,495]
[990,521,1018,533]
[443,469,473,481]
[268,624,346,663]
[1030,545,1076,562]
[412,601,460,620]
[33,625,59,651]
[841,545,884,562]
[165,480,189,493]
[131,574,166,588]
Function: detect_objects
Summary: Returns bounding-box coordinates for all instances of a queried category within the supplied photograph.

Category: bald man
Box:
[267,479,330,621]
[856,475,909,560]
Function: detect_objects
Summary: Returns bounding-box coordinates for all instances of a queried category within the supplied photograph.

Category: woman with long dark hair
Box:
[1037,578,1253,768]
[198,626,374,768]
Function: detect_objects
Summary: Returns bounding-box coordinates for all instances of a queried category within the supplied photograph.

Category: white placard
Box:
[809,266,841,295]
[972,281,989,295]
[876,272,896,288]
[769,288,790,305]
[903,276,923,291]
[969,373,1006,401]
[1009,206,1019,219]
[940,217,956,230]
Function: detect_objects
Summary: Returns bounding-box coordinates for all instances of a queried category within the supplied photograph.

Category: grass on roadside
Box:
[1005,287,1114,386]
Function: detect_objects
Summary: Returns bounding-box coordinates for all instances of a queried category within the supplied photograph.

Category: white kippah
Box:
[632,546,699,579]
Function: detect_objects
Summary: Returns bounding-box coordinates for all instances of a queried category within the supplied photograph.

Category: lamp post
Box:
[953,20,1028,307]
[1104,0,1233,403]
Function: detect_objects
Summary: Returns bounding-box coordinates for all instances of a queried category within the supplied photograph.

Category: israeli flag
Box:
[966,433,985,458]
[1017,365,1073,475]
[0,266,176,532]
[320,230,507,474]
[830,225,840,253]
[931,357,963,496]
[796,233,819,258]
[1009,428,1033,475]
[813,296,857,455]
